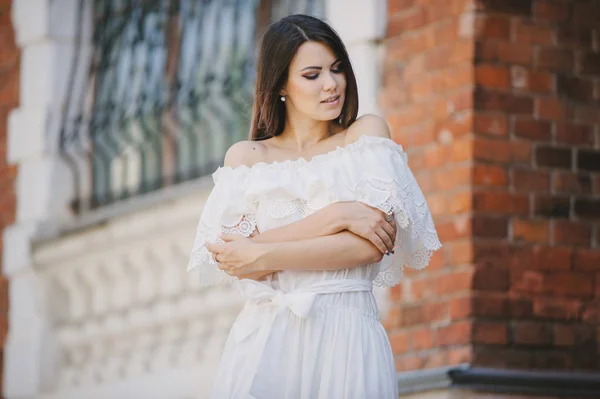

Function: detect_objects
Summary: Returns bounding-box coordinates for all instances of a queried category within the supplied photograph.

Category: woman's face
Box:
[282,41,346,122]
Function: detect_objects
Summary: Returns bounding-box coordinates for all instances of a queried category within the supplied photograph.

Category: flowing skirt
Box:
[211,283,398,399]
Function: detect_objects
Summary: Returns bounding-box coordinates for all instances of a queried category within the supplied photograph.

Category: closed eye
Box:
[303,65,344,80]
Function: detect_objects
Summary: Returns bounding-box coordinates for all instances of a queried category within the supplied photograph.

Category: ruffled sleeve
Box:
[186,167,257,287]
[350,136,442,287]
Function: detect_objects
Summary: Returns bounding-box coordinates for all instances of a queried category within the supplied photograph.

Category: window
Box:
[59,0,323,212]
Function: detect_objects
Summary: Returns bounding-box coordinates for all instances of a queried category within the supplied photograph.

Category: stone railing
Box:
[31,187,243,398]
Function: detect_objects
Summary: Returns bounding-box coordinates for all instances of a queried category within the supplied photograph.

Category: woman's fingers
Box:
[374,227,394,253]
[368,232,388,254]
[380,221,396,246]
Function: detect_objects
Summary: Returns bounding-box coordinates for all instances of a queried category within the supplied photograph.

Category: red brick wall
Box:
[383,0,600,372]
[0,0,18,392]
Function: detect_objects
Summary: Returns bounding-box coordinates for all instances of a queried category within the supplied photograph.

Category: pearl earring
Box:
[280,96,286,102]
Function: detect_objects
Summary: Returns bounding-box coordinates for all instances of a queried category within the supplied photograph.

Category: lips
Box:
[321,95,340,103]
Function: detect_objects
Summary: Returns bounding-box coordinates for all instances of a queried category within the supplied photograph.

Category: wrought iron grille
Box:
[59,0,323,212]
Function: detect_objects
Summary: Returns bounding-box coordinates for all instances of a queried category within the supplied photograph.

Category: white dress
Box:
[187,135,441,399]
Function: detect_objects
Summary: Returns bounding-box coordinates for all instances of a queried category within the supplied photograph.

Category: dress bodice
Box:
[187,134,441,289]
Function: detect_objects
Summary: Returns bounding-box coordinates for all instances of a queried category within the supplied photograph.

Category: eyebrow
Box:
[300,59,342,72]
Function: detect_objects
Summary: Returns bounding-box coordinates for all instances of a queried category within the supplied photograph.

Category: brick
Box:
[449,189,472,214]
[534,298,581,321]
[473,138,531,165]
[537,48,574,72]
[556,27,593,48]
[437,268,475,295]
[510,268,545,294]
[473,265,509,292]
[556,122,594,146]
[475,40,533,66]
[513,18,553,45]
[473,347,533,369]
[533,194,570,218]
[472,295,510,318]
[530,246,572,272]
[473,113,508,137]
[448,346,473,365]
[400,302,447,326]
[435,112,473,141]
[572,0,600,28]
[448,136,473,163]
[534,0,570,22]
[510,67,553,93]
[512,219,549,244]
[579,51,600,75]
[473,191,529,215]
[511,168,550,192]
[533,351,573,370]
[438,321,472,346]
[557,75,594,103]
[411,275,438,300]
[475,64,510,88]
[552,171,592,195]
[575,106,600,124]
[556,324,595,348]
[582,302,600,324]
[535,97,574,121]
[436,216,471,242]
[552,220,592,246]
[473,322,508,345]
[387,7,428,37]
[509,296,533,318]
[389,330,410,354]
[412,328,435,350]
[433,166,471,191]
[543,273,594,298]
[387,104,427,129]
[389,0,416,15]
[472,215,508,238]
[574,198,600,220]
[473,241,511,268]
[483,0,532,16]
[474,88,534,114]
[0,71,18,107]
[473,164,508,187]
[449,239,474,266]
[513,321,552,346]
[535,146,572,169]
[425,40,474,70]
[474,14,510,40]
[394,354,424,372]
[574,249,600,272]
[448,295,472,320]
[513,117,552,141]
[577,150,600,172]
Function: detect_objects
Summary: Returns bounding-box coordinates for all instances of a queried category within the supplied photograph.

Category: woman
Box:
[187,14,441,398]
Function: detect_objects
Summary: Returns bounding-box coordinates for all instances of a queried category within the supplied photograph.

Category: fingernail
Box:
[391,250,395,254]
[385,250,389,255]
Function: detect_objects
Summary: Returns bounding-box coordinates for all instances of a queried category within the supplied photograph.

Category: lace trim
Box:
[187,214,258,287]
[354,176,441,287]
[263,197,314,219]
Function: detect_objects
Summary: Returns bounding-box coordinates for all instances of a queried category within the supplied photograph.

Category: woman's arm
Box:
[256,231,384,272]
[209,230,385,278]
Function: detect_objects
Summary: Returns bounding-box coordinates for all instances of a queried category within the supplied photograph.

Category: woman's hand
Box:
[335,202,397,255]
[206,234,270,278]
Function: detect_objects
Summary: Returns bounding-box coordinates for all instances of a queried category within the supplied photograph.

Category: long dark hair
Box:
[249,14,359,141]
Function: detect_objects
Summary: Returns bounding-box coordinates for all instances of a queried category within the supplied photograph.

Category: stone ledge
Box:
[398,364,600,397]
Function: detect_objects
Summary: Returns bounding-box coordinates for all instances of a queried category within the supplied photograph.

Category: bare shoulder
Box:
[345,114,391,144]
[224,140,267,168]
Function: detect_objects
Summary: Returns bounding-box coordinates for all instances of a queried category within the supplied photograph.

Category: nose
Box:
[322,70,337,92]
